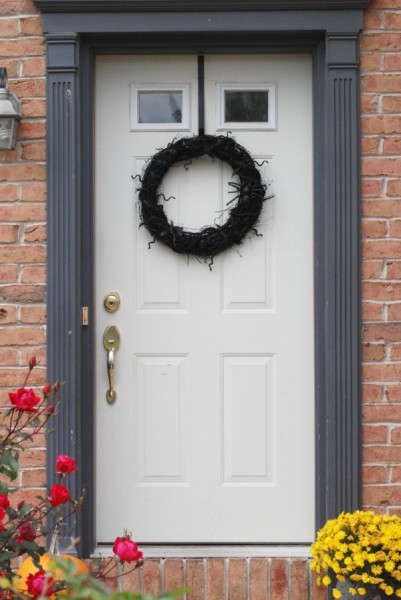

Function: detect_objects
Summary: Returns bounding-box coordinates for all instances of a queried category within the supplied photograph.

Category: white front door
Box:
[95,54,314,544]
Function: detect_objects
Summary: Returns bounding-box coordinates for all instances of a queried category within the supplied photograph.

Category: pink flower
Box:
[0,494,9,510]
[56,455,77,475]
[49,483,70,507]
[9,388,41,412]
[26,571,55,599]
[113,535,143,563]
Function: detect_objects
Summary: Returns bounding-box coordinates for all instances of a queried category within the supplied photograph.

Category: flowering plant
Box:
[0,357,73,575]
[0,358,146,599]
[310,510,401,599]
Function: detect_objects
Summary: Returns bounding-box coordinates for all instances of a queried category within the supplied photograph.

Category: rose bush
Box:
[0,359,157,599]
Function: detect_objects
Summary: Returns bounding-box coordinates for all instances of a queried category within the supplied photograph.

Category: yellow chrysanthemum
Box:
[372,565,383,575]
[332,590,342,599]
[323,576,331,586]
[385,560,395,572]
[310,511,401,596]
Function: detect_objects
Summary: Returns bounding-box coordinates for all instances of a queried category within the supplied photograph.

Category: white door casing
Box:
[95,54,314,544]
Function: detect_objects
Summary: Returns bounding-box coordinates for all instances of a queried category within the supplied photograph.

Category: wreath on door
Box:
[137,134,268,262]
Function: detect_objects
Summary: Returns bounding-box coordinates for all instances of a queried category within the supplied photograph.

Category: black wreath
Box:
[137,134,268,261]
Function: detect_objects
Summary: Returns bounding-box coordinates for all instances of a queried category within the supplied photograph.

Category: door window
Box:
[217,83,277,130]
[130,83,190,130]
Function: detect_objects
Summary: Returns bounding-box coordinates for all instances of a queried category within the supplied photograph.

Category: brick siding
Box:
[361,0,401,515]
[0,0,400,597]
[0,0,46,502]
[101,558,326,600]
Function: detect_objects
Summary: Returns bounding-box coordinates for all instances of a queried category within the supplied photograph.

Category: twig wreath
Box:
[137,134,269,263]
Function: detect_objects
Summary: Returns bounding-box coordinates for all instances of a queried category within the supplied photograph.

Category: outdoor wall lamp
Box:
[0,68,21,150]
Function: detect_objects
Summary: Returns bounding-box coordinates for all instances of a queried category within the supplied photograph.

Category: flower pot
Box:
[334,581,398,600]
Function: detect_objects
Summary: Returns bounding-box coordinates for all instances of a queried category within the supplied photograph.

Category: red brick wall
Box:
[106,557,326,600]
[361,0,401,514]
[0,0,46,499]
[1,0,401,597]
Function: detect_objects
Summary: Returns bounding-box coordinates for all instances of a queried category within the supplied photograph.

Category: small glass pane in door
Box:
[216,83,277,130]
[138,91,183,123]
[130,83,190,131]
[225,90,268,123]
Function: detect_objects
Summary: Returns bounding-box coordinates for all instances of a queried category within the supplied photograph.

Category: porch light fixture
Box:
[0,68,21,150]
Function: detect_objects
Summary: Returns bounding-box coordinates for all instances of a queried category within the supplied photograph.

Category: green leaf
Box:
[0,465,17,481]
[2,449,19,475]
[8,454,19,474]
[0,481,8,494]
[19,540,41,553]
[17,503,33,517]
[2,450,12,465]
[0,549,19,561]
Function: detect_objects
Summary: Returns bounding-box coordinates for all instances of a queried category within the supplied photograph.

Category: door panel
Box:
[95,54,314,543]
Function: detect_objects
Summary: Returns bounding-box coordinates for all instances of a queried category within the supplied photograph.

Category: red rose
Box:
[113,536,143,563]
[16,522,36,544]
[49,484,70,507]
[26,571,55,599]
[9,388,41,412]
[46,404,56,414]
[0,494,9,510]
[29,356,37,369]
[55,455,77,475]
[43,383,52,395]
[0,508,5,521]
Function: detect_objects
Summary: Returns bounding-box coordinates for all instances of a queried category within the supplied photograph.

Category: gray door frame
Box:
[33,0,369,556]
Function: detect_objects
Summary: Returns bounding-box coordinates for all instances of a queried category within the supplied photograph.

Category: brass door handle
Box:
[106,347,115,400]
[103,325,120,404]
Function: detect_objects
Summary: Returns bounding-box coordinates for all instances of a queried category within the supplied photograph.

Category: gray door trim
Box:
[35,1,365,556]
[34,0,370,12]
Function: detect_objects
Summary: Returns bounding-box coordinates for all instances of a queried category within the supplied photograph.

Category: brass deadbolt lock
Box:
[103,292,121,313]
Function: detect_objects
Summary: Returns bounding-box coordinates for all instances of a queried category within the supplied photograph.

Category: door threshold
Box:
[93,544,312,558]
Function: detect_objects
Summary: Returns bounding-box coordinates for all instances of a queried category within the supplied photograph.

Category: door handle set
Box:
[103,324,120,405]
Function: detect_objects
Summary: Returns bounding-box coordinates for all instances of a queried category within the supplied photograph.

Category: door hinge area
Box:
[82,306,89,326]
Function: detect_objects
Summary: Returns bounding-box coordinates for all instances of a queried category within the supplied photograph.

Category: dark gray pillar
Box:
[322,32,361,523]
[46,33,81,551]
